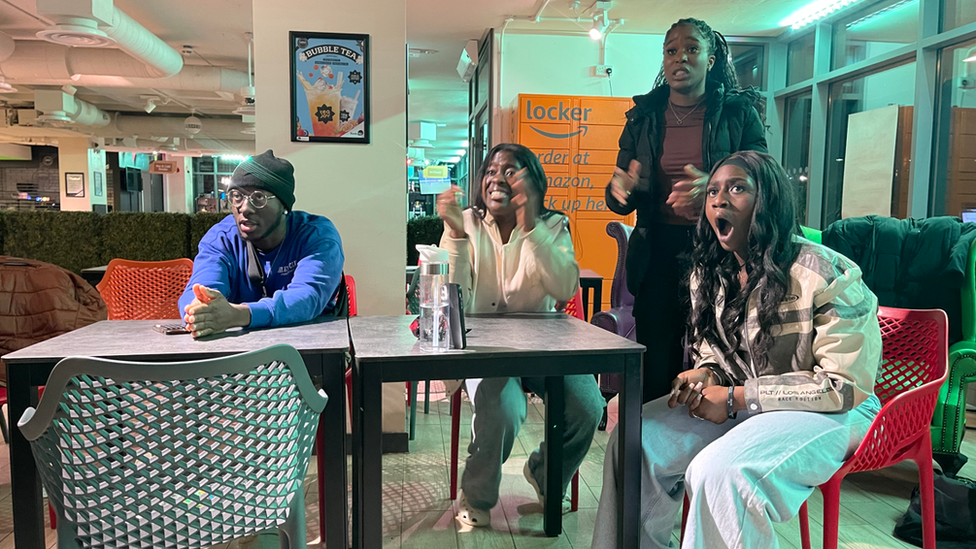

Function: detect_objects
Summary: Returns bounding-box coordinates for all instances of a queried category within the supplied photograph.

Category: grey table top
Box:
[579,269,603,280]
[3,317,350,365]
[349,314,643,362]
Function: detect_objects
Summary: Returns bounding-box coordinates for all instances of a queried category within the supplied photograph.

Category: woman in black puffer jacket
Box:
[606,17,768,402]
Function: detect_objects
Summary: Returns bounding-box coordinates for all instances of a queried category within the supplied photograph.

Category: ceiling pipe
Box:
[36,0,183,78]
[34,87,111,127]
[0,31,15,63]
[532,0,553,22]
[0,42,248,93]
[91,114,252,140]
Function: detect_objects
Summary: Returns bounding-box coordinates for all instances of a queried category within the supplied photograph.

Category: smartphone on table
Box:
[153,323,190,335]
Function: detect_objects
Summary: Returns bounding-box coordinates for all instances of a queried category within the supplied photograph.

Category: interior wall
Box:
[57,138,92,212]
[252,0,406,316]
[496,32,664,141]
[252,0,407,435]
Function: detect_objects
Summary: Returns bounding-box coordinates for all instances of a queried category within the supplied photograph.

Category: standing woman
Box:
[607,18,767,402]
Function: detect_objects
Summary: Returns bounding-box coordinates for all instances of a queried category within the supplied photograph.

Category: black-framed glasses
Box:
[229,189,277,209]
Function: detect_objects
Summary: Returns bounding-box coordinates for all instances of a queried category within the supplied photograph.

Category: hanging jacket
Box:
[605,83,768,296]
[0,257,107,383]
[822,215,976,343]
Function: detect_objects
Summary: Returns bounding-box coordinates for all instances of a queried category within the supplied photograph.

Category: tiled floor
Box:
[1,384,974,548]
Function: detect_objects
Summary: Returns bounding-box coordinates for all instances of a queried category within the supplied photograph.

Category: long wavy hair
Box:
[690,151,801,370]
[652,18,765,123]
[471,143,560,221]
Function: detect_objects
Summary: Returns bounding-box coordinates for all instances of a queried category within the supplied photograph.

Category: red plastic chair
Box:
[97,258,194,320]
[449,289,585,511]
[680,307,949,549]
[797,307,947,549]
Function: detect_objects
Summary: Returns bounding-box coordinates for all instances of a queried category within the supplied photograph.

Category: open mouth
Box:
[239,220,259,232]
[716,217,732,237]
[488,188,511,201]
[672,68,689,79]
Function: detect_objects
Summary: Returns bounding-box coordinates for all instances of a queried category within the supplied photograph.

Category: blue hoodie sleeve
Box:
[245,222,344,328]
[177,228,235,318]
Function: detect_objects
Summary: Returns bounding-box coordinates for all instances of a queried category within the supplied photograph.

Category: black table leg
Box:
[8,363,44,549]
[320,355,349,549]
[543,375,565,537]
[581,286,591,321]
[592,283,603,315]
[617,354,643,549]
[354,362,383,549]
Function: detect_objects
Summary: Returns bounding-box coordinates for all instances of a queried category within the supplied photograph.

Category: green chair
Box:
[800,225,822,244]
[932,237,976,466]
[17,344,326,549]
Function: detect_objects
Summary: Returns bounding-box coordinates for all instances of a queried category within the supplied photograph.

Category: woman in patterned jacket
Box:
[592,151,883,548]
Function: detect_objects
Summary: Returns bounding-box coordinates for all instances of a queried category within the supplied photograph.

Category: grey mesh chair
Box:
[17,344,326,549]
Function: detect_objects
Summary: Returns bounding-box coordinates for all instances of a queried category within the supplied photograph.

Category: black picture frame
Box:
[65,172,85,197]
[93,171,103,197]
[290,31,370,144]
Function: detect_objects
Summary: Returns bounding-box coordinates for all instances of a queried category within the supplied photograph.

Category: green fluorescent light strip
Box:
[846,0,917,29]
[781,0,861,30]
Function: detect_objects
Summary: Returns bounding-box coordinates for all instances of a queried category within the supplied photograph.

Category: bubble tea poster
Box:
[290,31,369,144]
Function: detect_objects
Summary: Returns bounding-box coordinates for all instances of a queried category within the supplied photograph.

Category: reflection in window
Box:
[824,62,916,224]
[932,39,976,217]
[788,33,815,86]
[784,94,813,224]
[730,44,765,90]
[943,0,976,32]
[831,0,917,70]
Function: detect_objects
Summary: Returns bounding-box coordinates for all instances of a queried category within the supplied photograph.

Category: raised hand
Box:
[511,168,539,233]
[666,164,709,220]
[436,185,466,239]
[609,159,641,204]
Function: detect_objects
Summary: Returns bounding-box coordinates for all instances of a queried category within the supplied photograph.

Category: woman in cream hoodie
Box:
[437,143,604,528]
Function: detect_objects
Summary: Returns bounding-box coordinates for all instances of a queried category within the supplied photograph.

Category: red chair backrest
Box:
[875,306,949,405]
[344,274,357,317]
[97,258,194,320]
[843,307,949,474]
[563,289,584,321]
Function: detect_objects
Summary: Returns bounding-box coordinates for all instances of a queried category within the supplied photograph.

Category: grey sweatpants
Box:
[591,394,881,549]
[461,375,605,511]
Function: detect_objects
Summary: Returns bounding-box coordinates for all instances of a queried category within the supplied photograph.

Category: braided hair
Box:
[652,18,765,122]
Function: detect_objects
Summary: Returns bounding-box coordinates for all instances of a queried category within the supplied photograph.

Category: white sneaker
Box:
[522,461,571,514]
[456,492,491,527]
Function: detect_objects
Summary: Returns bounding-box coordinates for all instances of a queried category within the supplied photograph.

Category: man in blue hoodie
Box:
[179,149,344,338]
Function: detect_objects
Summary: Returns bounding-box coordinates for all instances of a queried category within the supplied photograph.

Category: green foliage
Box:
[102,213,190,261]
[190,213,230,258]
[1,211,103,273]
[406,215,444,266]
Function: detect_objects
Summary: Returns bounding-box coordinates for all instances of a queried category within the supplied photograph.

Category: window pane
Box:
[831,0,917,70]
[783,93,813,224]
[729,44,765,90]
[932,39,976,217]
[943,0,976,32]
[787,33,815,86]
[824,62,916,224]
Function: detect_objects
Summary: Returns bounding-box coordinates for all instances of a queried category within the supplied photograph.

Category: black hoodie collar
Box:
[628,82,726,119]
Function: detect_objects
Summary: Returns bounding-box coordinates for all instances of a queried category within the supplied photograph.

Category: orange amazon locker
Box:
[510,94,636,315]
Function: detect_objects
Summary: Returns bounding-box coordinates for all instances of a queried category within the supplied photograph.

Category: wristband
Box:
[727,386,737,420]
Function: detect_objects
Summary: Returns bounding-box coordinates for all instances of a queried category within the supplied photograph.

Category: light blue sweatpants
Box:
[591,394,881,549]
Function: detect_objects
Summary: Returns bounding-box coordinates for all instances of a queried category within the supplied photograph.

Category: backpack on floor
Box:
[893,471,976,548]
